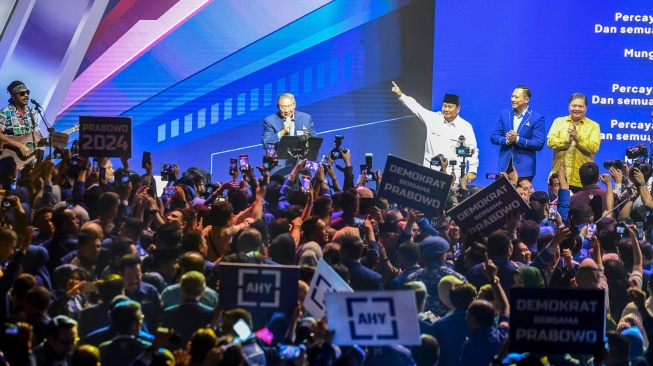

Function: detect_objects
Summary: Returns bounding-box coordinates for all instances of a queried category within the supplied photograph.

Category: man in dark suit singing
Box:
[490,85,545,181]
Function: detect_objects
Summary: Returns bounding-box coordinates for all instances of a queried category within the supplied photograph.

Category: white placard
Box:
[304,259,353,319]
[324,291,421,346]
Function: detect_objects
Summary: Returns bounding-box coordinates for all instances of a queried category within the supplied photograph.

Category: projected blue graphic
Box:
[432,0,653,186]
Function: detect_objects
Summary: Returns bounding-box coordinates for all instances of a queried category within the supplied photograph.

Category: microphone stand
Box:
[32,101,53,157]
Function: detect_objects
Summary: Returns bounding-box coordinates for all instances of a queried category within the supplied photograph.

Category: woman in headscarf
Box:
[512,266,545,288]
[49,264,86,320]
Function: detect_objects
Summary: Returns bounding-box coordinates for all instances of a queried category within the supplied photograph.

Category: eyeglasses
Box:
[15,90,30,96]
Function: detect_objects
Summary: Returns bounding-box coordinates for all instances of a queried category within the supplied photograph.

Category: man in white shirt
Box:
[392,81,478,182]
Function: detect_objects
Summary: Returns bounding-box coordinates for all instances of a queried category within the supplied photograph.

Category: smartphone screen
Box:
[279,344,302,359]
[301,175,311,192]
[229,158,238,175]
[92,160,99,174]
[10,180,17,191]
[142,151,151,169]
[305,161,320,172]
[164,187,175,196]
[486,173,497,180]
[548,206,557,221]
[586,223,596,239]
[616,224,626,236]
[239,155,249,171]
[233,319,252,341]
[637,222,644,240]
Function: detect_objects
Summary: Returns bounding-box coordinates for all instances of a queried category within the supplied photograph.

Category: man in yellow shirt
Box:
[547,93,601,192]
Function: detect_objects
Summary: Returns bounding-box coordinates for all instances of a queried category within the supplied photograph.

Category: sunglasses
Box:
[15,90,30,96]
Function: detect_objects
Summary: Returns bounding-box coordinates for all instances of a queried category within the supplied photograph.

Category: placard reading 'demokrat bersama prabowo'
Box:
[377,155,454,217]
[79,116,132,158]
[509,287,606,355]
[447,176,529,235]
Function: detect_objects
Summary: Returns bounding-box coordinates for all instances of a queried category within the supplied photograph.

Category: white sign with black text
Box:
[324,291,421,346]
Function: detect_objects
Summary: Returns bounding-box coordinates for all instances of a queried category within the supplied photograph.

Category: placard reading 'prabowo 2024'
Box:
[219,263,299,313]
[377,155,453,217]
[325,291,421,346]
[79,116,132,158]
[447,176,529,235]
[510,288,605,355]
[304,259,353,319]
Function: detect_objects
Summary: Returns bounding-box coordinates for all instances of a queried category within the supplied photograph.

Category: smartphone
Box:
[586,223,596,239]
[301,175,311,192]
[233,318,252,341]
[81,282,98,294]
[279,344,306,360]
[216,195,228,202]
[548,206,557,221]
[486,173,500,180]
[359,164,373,182]
[637,222,644,240]
[4,324,18,335]
[305,161,320,172]
[9,180,17,191]
[66,199,74,209]
[229,158,238,175]
[36,149,44,162]
[121,175,130,186]
[164,187,175,196]
[239,155,249,171]
[365,153,373,168]
[616,223,626,237]
[99,167,106,180]
[92,160,100,174]
[142,151,151,169]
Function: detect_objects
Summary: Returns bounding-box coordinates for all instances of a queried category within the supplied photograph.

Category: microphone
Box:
[458,135,466,142]
[30,99,42,110]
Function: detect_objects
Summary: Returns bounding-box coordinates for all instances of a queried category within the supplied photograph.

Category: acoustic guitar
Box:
[0,125,79,170]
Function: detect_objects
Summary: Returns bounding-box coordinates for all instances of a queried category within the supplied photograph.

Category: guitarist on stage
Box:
[0,80,39,160]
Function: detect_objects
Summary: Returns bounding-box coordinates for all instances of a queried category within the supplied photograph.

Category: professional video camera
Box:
[603,159,626,171]
[455,135,474,158]
[430,154,457,168]
[329,135,348,160]
[430,154,447,167]
[626,144,648,160]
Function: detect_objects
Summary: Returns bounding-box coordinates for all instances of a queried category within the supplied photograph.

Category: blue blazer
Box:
[261,111,316,148]
[343,260,384,291]
[490,107,545,177]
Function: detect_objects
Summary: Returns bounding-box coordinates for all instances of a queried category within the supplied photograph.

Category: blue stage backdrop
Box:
[54,0,434,182]
[431,0,653,187]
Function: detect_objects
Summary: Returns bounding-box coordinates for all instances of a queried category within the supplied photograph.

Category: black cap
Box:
[443,94,460,106]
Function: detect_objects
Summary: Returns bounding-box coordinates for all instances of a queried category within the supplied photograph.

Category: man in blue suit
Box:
[261,93,317,148]
[339,234,384,291]
[261,93,317,176]
[490,85,545,181]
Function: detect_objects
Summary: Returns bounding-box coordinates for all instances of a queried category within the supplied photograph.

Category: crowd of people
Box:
[0,138,652,366]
